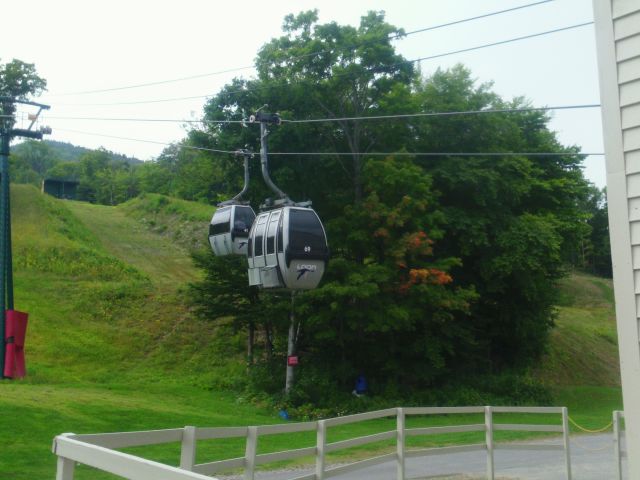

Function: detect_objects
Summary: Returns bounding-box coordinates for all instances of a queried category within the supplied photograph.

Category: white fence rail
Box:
[52,405,572,480]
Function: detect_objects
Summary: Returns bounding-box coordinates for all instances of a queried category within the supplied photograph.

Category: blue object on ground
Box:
[355,374,368,395]
[278,409,289,420]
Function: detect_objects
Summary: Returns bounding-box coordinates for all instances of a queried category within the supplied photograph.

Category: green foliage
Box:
[255,365,552,420]
[178,12,602,400]
[299,157,476,388]
[0,180,621,480]
[0,58,46,99]
[407,65,592,369]
[120,192,212,251]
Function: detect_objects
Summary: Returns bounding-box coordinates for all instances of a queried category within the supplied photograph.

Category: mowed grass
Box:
[0,185,249,478]
[534,272,621,388]
[0,186,625,478]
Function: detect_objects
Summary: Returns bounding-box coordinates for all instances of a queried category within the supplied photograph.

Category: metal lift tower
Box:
[0,96,50,377]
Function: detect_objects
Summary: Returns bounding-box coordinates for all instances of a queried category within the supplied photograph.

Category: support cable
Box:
[52,127,603,157]
[44,103,602,125]
[44,0,553,97]
[48,21,593,107]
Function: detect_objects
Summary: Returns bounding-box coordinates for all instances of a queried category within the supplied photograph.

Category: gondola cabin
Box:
[247,206,329,290]
[208,205,256,256]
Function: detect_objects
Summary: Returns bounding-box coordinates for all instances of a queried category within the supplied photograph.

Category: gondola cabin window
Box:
[288,209,326,259]
[209,207,231,236]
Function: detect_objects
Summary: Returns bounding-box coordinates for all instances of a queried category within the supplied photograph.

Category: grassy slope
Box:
[533,271,623,429]
[0,187,624,478]
[1,186,251,479]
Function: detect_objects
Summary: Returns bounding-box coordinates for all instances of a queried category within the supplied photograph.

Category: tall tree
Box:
[411,66,590,368]
[183,15,594,394]
[0,59,47,100]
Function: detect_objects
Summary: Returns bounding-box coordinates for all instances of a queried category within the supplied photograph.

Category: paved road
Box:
[225,434,625,480]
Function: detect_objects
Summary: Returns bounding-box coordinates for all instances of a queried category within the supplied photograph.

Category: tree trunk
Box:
[264,322,274,362]
[285,292,296,395]
[247,320,255,365]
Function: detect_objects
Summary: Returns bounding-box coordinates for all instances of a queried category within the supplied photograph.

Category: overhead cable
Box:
[44,0,553,97]
[52,128,236,155]
[52,127,603,157]
[283,104,602,124]
[266,151,603,157]
[49,21,595,108]
[396,0,552,38]
[45,104,602,125]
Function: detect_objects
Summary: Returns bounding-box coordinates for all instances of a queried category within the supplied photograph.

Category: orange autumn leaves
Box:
[364,188,453,294]
[396,232,452,294]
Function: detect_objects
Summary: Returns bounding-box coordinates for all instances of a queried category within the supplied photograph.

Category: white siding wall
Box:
[615,3,640,325]
[593,0,640,477]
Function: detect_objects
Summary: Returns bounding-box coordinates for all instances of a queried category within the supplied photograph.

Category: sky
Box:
[1,0,606,187]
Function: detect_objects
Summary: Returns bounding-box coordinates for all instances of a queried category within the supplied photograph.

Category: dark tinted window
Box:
[266,216,278,255]
[210,208,231,235]
[277,216,284,253]
[233,207,255,236]
[289,209,326,252]
[255,235,263,256]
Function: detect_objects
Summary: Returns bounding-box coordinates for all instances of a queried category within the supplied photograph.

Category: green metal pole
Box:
[5,178,12,311]
[0,130,8,377]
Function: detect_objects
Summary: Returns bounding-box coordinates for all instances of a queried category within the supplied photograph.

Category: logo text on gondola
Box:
[296,264,317,280]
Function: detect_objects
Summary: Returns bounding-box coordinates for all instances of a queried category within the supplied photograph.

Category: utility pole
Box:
[0,96,50,378]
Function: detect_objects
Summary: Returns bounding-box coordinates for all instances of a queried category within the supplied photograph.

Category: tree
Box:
[195,10,417,210]
[410,66,590,368]
[0,59,46,100]
[0,59,47,123]
[189,253,289,366]
[10,140,56,176]
[182,14,594,397]
[300,157,475,388]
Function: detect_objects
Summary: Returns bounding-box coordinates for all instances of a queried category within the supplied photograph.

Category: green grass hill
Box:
[0,185,623,479]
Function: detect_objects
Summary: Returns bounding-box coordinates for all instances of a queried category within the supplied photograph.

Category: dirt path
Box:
[66,201,200,289]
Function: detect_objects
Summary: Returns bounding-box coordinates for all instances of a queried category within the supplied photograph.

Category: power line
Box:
[44,0,553,98]
[53,128,236,155]
[283,104,602,124]
[47,116,208,123]
[44,103,602,125]
[396,0,552,37]
[49,21,594,108]
[52,127,603,157]
[267,151,603,157]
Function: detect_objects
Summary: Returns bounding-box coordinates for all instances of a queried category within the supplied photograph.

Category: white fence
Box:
[613,410,626,480]
[52,405,572,480]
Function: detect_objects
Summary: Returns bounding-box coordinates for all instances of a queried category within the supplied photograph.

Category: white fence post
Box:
[396,407,405,480]
[56,457,76,480]
[562,407,572,480]
[614,411,623,480]
[244,426,258,480]
[485,406,494,480]
[316,420,327,480]
[53,433,76,480]
[180,426,197,471]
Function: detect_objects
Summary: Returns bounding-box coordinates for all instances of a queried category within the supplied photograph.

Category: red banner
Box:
[4,310,28,378]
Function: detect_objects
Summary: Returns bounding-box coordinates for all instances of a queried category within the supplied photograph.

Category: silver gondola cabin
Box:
[247,206,329,290]
[208,205,256,256]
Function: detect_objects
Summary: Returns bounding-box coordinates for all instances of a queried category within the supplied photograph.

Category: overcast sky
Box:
[2,0,606,187]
